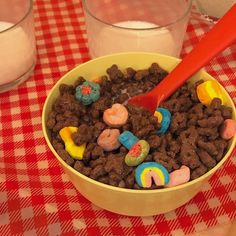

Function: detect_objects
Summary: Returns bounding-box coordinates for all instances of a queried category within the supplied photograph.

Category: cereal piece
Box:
[221,105,232,119]
[179,98,193,112]
[197,116,224,128]
[179,127,198,147]
[154,107,171,134]
[83,142,96,162]
[187,113,198,126]
[190,103,204,119]
[179,143,201,169]
[90,157,107,168]
[166,165,190,187]
[190,87,199,102]
[74,76,86,87]
[135,162,169,188]
[162,98,181,113]
[103,103,128,127]
[72,124,93,146]
[149,62,167,79]
[210,97,222,110]
[74,161,91,177]
[59,127,86,160]
[90,165,107,180]
[75,81,100,105]
[214,139,228,161]
[91,145,104,160]
[104,154,124,176]
[118,180,126,188]
[97,129,121,151]
[47,115,56,129]
[125,140,150,166]
[125,67,136,80]
[109,171,123,186]
[169,141,181,155]
[118,131,139,150]
[198,127,219,139]
[125,171,135,189]
[57,149,75,166]
[197,140,218,156]
[135,125,155,139]
[153,152,179,172]
[144,154,153,162]
[115,93,129,104]
[170,112,187,134]
[52,139,64,152]
[134,69,149,80]
[197,149,216,169]
[59,83,74,95]
[147,135,162,149]
[106,64,124,83]
[196,80,224,105]
[191,164,208,180]
[98,176,109,185]
[220,119,236,140]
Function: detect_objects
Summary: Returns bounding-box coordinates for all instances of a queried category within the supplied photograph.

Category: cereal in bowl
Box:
[46,63,235,189]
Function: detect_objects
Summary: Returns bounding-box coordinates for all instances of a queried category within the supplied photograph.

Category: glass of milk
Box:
[0,0,36,93]
[82,0,192,58]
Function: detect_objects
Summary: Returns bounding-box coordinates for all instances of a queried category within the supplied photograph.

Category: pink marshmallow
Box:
[166,165,190,188]
[220,119,236,140]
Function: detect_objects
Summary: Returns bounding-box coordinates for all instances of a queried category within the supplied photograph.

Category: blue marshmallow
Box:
[118,131,139,150]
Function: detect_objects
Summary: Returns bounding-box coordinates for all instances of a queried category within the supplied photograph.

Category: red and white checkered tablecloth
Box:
[0,1,236,235]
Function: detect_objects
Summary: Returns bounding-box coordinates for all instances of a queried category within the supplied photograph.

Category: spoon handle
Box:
[151,4,236,103]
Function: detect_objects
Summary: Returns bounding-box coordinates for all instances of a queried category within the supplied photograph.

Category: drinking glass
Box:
[0,0,36,93]
[83,0,192,58]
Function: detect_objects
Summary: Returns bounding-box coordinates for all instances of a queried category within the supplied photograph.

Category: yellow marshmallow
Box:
[59,127,86,160]
[196,80,224,105]
[154,111,163,123]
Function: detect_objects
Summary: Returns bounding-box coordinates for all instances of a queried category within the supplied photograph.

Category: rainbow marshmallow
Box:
[135,162,169,188]
[154,107,171,134]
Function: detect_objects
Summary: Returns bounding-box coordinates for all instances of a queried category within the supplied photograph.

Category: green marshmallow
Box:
[125,140,150,167]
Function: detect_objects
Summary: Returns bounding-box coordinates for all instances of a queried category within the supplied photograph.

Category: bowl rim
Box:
[42,52,236,194]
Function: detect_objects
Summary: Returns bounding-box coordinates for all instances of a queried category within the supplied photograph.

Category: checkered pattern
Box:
[0,1,236,235]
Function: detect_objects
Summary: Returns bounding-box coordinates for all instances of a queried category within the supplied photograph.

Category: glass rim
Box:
[82,0,193,30]
[0,0,33,34]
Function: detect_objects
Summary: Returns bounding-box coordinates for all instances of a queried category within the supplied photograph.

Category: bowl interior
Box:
[42,52,236,194]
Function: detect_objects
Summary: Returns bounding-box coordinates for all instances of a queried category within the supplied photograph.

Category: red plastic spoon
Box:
[128,4,236,114]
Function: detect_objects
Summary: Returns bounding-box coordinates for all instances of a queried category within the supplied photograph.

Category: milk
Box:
[88,20,176,58]
[0,21,34,85]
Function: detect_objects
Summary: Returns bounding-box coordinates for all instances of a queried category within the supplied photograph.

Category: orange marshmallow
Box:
[196,80,224,105]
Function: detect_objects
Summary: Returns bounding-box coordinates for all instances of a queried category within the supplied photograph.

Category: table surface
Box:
[0,1,236,235]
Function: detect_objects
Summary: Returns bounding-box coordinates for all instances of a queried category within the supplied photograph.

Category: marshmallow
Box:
[166,165,190,187]
[154,107,171,134]
[118,131,139,150]
[97,129,121,151]
[135,162,169,188]
[220,119,236,140]
[59,126,86,160]
[196,80,224,105]
[103,103,128,127]
[125,140,150,166]
[75,81,100,105]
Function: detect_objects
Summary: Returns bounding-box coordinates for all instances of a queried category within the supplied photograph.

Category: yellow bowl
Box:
[42,52,236,216]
